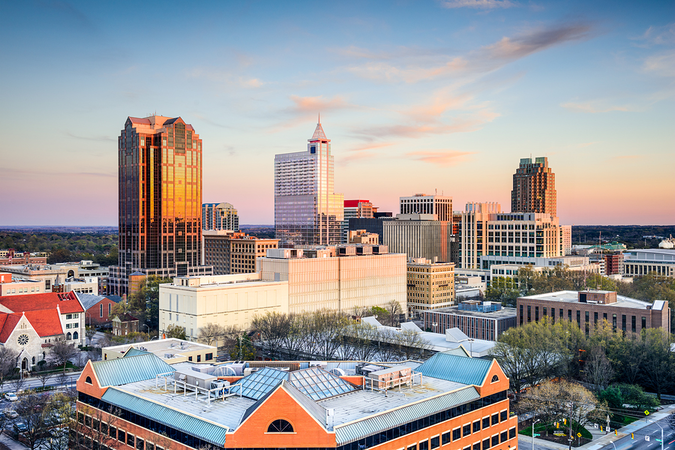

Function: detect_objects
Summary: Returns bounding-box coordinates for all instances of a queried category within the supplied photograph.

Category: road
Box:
[0,372,80,395]
[598,418,675,450]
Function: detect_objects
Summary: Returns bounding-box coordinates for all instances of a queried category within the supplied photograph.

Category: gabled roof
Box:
[102,388,228,447]
[0,292,83,314]
[91,353,174,387]
[24,310,63,337]
[77,293,112,311]
[0,313,21,343]
[416,352,493,386]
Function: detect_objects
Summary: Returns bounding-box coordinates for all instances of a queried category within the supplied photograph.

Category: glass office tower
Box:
[108,116,212,295]
[274,120,344,246]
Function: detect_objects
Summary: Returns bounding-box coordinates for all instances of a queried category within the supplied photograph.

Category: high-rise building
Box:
[108,116,212,296]
[342,199,374,242]
[400,194,453,221]
[383,214,454,262]
[202,202,239,231]
[202,230,279,275]
[511,157,556,216]
[274,120,344,246]
[460,202,502,269]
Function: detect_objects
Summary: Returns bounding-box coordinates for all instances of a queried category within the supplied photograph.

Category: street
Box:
[0,372,80,395]
[598,418,675,450]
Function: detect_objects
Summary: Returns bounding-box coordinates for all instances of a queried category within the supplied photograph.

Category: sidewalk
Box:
[522,404,675,450]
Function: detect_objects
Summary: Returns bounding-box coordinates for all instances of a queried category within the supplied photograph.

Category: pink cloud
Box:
[406,150,476,166]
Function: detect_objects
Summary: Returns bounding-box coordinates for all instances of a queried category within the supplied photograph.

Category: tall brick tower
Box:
[511,157,557,217]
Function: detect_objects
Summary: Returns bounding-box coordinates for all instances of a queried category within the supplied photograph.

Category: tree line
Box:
[0,230,118,265]
[490,317,675,399]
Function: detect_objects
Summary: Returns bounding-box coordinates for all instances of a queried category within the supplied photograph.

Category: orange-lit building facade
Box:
[511,157,556,217]
[109,116,212,295]
[74,350,517,450]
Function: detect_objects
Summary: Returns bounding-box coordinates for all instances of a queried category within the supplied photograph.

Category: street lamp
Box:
[432,322,438,333]
[647,418,664,450]
[532,418,541,450]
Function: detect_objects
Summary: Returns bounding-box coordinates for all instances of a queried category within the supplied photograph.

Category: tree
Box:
[584,346,613,391]
[44,391,76,450]
[36,370,53,390]
[50,340,77,374]
[485,277,521,307]
[519,380,608,439]
[14,394,51,450]
[0,346,18,392]
[640,328,674,399]
[129,276,172,332]
[85,327,96,347]
[252,312,293,360]
[386,300,403,327]
[230,333,256,360]
[198,323,223,346]
[165,324,186,340]
[71,404,121,449]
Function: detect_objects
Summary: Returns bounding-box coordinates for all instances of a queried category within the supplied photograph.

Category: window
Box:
[632,316,636,333]
[492,435,499,447]
[501,431,508,443]
[473,420,481,433]
[491,375,499,383]
[408,445,417,450]
[483,417,490,429]
[267,419,293,433]
[117,430,125,442]
[85,376,92,385]
[127,433,134,446]
[642,316,646,330]
[473,443,481,450]
[205,353,213,361]
[84,415,91,427]
[100,304,103,318]
[420,440,429,450]
[109,303,112,316]
[509,428,516,439]
[147,444,155,450]
[500,410,507,422]
[453,427,461,441]
[92,418,99,431]
[492,414,499,425]
[463,423,471,436]
[431,436,440,449]
[73,331,79,340]
[109,426,116,439]
[483,438,490,450]
[136,437,144,450]
[442,432,451,445]
[197,354,201,362]
[66,314,73,320]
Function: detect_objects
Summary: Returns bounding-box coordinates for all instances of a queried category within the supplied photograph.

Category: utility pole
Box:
[648,419,664,450]
[568,402,573,450]
[532,419,541,450]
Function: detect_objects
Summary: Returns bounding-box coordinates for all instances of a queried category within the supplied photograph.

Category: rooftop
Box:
[520,290,662,310]
[428,304,517,319]
[103,338,217,361]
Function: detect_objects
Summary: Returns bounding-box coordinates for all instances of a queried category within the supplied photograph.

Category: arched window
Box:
[85,376,92,385]
[66,332,72,340]
[267,420,294,433]
[491,375,499,383]
[43,352,46,360]
[73,331,79,340]
[32,357,35,365]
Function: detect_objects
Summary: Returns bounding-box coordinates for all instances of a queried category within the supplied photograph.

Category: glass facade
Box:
[274,121,343,246]
[112,116,205,295]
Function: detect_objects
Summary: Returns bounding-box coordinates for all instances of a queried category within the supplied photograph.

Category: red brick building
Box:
[77,293,122,327]
[75,350,517,450]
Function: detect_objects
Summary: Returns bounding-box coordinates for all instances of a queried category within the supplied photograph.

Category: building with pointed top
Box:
[274,120,344,246]
[108,116,212,296]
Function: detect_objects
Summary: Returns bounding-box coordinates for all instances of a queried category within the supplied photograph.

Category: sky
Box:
[0,0,673,226]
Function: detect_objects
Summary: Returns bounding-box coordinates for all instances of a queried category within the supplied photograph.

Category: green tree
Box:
[128,276,172,332]
[165,324,186,340]
[229,333,256,360]
[485,277,521,306]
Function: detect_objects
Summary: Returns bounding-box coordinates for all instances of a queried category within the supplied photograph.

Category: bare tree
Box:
[584,346,614,390]
[397,329,433,360]
[36,370,53,390]
[197,323,223,346]
[50,340,77,374]
[0,346,18,392]
[8,375,26,394]
[72,404,121,449]
[14,393,51,450]
[85,327,96,347]
[386,300,403,327]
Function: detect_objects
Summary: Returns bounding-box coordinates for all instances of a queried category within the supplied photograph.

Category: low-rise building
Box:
[159,272,289,342]
[0,291,84,371]
[348,229,379,245]
[423,301,517,341]
[77,293,122,328]
[517,290,671,333]
[75,348,516,450]
[102,338,217,364]
[407,258,455,317]
[0,249,48,266]
[112,313,139,336]
[0,272,46,296]
[623,249,675,278]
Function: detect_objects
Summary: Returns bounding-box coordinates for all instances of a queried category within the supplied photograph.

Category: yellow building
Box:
[407,258,455,318]
[102,338,217,364]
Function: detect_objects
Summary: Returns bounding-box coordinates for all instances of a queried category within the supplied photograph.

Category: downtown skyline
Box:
[0,0,673,226]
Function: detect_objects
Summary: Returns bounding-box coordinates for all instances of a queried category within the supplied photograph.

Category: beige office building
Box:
[407,258,455,317]
[202,230,278,275]
[459,202,501,269]
[158,273,289,342]
[259,246,407,315]
[383,214,453,263]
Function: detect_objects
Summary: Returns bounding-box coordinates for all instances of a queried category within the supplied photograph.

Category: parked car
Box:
[4,410,18,419]
[4,392,18,402]
[13,421,28,433]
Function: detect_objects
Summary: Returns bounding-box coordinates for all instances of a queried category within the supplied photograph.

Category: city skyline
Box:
[1,1,673,226]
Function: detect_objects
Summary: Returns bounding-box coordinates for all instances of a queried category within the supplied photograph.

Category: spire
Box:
[309,116,328,142]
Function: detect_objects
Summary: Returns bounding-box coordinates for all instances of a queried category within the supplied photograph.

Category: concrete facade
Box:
[400,194,453,222]
[202,230,278,275]
[423,301,517,341]
[459,202,501,270]
[623,249,675,278]
[383,214,453,263]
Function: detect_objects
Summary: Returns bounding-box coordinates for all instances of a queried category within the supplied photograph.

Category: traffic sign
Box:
[646,436,650,442]
[656,439,662,443]
[645,410,650,416]
[577,433,582,438]
[631,433,634,439]
[534,434,541,437]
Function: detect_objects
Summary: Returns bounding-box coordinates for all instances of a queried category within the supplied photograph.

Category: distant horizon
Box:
[2,223,675,229]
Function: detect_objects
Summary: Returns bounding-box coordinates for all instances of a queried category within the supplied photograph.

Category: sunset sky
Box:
[1,0,673,226]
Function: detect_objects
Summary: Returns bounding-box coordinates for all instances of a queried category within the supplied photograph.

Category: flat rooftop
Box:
[104,338,216,357]
[429,305,517,319]
[520,290,661,310]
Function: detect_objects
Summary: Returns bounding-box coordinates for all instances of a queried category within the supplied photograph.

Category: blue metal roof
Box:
[92,353,175,387]
[416,353,492,386]
[334,387,480,444]
[122,347,150,358]
[102,388,228,447]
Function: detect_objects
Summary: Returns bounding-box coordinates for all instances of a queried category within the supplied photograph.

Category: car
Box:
[14,421,28,433]
[4,410,18,419]
[4,392,18,402]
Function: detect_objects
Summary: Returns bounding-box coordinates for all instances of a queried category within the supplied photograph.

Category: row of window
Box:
[411,427,516,450]
[521,305,648,332]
